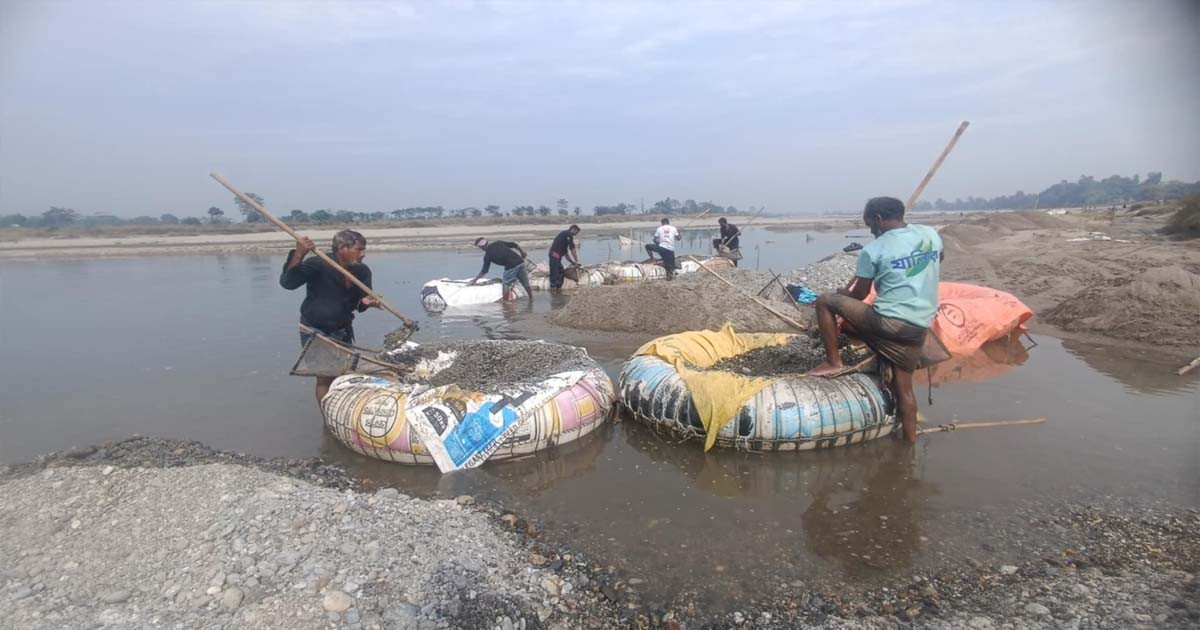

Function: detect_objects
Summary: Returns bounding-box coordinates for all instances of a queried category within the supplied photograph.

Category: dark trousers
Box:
[713,238,740,266]
[645,244,676,276]
[549,256,566,289]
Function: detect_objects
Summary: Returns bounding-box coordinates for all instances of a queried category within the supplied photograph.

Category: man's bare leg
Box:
[891,368,918,443]
[315,376,333,405]
[808,293,846,376]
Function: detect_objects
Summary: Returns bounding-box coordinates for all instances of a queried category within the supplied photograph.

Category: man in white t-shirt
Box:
[644,217,680,278]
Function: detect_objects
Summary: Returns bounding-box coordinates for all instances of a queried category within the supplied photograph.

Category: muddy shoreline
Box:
[4,437,1197,629]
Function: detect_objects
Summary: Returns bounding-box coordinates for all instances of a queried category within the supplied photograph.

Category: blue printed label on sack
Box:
[443,402,519,467]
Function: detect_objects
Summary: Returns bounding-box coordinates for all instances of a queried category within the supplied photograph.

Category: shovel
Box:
[210,173,419,345]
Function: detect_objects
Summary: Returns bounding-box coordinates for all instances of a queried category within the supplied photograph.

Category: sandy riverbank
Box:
[541,207,1200,361]
[0,215,878,260]
[2,437,1197,629]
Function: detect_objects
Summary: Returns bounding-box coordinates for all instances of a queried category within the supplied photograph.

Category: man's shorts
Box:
[300,324,355,348]
[502,263,530,288]
[824,294,949,371]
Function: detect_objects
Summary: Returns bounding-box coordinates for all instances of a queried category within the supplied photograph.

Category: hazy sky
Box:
[2,0,1198,217]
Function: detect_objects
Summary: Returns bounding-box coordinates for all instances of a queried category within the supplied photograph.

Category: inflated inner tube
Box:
[322,340,614,466]
[618,330,895,451]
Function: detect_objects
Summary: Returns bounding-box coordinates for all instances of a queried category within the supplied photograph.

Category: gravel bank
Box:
[3,439,1197,629]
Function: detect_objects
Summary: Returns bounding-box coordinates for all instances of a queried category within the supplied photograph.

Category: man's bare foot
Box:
[807,360,845,377]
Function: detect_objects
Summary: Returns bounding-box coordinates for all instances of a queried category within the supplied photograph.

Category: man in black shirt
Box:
[712,217,741,267]
[548,225,581,291]
[470,237,532,301]
[280,229,380,403]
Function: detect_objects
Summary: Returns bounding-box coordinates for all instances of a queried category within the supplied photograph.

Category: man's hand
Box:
[361,296,381,309]
[468,278,480,285]
[295,236,316,255]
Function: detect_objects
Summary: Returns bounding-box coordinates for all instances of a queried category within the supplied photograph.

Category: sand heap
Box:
[1043,265,1200,345]
[548,269,809,335]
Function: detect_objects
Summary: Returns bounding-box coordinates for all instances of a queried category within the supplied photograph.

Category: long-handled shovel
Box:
[210,173,419,344]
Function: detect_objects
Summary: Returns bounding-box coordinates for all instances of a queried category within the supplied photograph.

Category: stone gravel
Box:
[3,440,1196,630]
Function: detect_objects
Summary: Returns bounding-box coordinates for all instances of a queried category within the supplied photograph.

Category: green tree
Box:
[43,206,78,227]
[181,216,202,225]
[536,205,551,216]
[1,214,28,226]
[207,206,224,223]
[311,210,333,223]
[289,209,309,223]
[233,193,265,223]
[573,206,581,216]
[159,213,179,224]
[485,205,502,217]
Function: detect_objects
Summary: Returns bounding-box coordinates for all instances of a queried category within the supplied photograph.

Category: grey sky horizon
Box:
[2,0,1198,218]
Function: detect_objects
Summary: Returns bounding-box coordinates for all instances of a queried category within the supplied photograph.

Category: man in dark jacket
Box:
[280,229,380,403]
[548,225,581,290]
[712,217,741,266]
[470,237,533,301]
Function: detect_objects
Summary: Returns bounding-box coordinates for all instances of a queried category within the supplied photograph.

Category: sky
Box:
[1,0,1198,218]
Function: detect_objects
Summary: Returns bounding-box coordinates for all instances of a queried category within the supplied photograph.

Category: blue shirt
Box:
[855,224,942,327]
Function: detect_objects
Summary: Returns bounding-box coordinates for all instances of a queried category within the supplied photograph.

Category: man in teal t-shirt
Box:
[809,197,947,443]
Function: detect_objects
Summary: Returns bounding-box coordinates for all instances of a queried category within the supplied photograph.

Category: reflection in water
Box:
[1059,338,1200,395]
[916,335,1030,386]
[801,445,936,577]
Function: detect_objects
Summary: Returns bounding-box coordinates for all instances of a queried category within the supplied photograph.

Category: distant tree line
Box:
[912,172,1200,211]
[3,193,745,228]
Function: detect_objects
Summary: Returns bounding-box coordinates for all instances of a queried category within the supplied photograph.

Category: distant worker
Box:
[808,197,947,444]
[548,224,581,291]
[280,230,381,404]
[470,237,533,301]
[712,217,741,267]
[644,217,680,278]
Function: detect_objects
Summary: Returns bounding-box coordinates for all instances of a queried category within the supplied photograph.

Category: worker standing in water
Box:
[644,217,680,278]
[808,197,948,443]
[470,237,533,301]
[712,217,741,266]
[548,224,581,291]
[280,230,381,404]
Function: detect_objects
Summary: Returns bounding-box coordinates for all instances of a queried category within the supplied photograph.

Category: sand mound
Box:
[939,223,998,247]
[1043,265,1200,345]
[548,269,808,335]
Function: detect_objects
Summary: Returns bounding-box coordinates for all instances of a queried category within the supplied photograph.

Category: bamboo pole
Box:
[917,418,1045,435]
[906,120,970,209]
[695,262,809,331]
[1178,356,1200,376]
[209,173,418,331]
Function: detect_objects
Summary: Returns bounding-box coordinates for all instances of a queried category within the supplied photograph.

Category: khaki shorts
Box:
[825,294,950,371]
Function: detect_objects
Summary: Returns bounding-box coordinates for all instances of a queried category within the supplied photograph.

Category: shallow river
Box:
[2,227,1197,608]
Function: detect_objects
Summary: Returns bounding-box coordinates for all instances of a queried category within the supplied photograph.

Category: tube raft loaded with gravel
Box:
[618,326,895,450]
[321,340,615,471]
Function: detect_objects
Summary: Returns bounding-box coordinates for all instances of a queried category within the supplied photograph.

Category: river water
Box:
[1,227,1196,608]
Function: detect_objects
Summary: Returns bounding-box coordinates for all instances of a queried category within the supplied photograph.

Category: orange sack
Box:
[863,282,1033,357]
[929,282,1032,356]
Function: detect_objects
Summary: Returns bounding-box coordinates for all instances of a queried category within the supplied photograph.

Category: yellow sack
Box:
[634,324,792,451]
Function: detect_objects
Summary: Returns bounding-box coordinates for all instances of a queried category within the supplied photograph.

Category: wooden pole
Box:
[209,173,418,330]
[917,418,1045,435]
[695,262,809,331]
[906,120,970,210]
[1178,356,1200,375]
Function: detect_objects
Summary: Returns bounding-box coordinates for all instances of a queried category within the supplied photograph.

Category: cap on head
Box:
[863,197,905,221]
[474,237,487,247]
